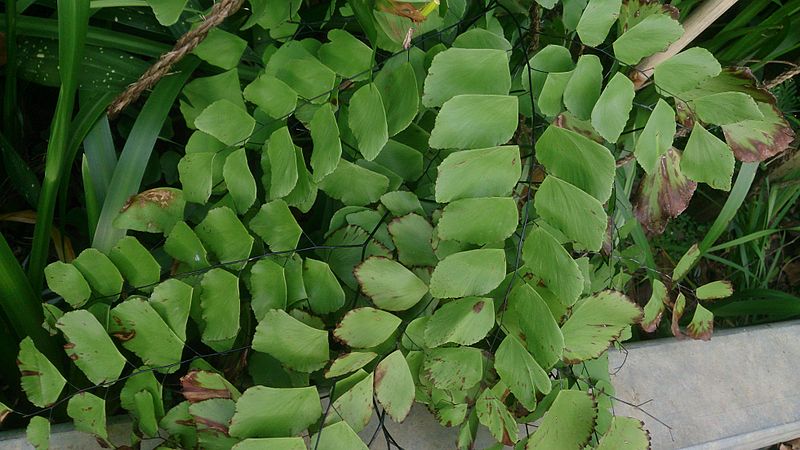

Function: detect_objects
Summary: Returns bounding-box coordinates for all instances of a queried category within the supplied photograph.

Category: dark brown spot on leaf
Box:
[113,330,136,341]
[180,370,232,403]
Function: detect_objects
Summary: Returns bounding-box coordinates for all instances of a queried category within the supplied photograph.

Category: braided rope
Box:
[764,63,800,90]
[106,0,244,118]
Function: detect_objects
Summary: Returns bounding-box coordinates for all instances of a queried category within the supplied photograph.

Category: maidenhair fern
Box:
[9,0,795,448]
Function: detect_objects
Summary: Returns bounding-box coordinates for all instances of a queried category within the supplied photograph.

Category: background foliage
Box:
[0,0,798,448]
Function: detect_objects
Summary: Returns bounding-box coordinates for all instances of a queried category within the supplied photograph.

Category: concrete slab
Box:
[609,320,800,450]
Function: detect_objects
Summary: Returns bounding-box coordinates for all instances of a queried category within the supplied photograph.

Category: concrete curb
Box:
[2,320,798,449]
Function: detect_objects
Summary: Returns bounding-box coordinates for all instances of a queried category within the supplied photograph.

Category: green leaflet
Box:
[223,149,257,214]
[641,279,667,332]
[178,153,215,204]
[692,92,763,125]
[681,124,735,191]
[696,280,734,300]
[560,291,642,363]
[180,70,244,129]
[248,259,287,320]
[687,303,714,341]
[522,227,584,306]
[18,337,66,408]
[120,369,165,433]
[113,188,185,234]
[108,236,161,289]
[194,99,255,146]
[190,398,238,448]
[249,200,302,253]
[57,310,126,385]
[44,261,91,308]
[334,307,401,348]
[423,48,511,108]
[526,390,597,449]
[576,0,622,46]
[349,83,389,160]
[303,258,345,314]
[229,386,322,438]
[243,74,297,119]
[387,214,438,267]
[495,335,550,410]
[476,387,518,445]
[253,309,329,372]
[534,176,607,251]
[309,103,342,182]
[634,99,676,175]
[325,352,378,379]
[160,402,197,448]
[318,29,373,80]
[67,393,108,441]
[563,54,602,120]
[26,416,50,450]
[233,438,306,450]
[265,41,336,103]
[318,159,389,206]
[424,297,495,347]
[195,206,254,268]
[375,62,419,136]
[149,279,193,341]
[72,248,123,301]
[354,256,429,311]
[591,72,634,143]
[429,95,518,149]
[325,372,374,432]
[505,283,565,368]
[538,70,573,117]
[596,416,651,450]
[374,350,415,422]
[423,347,484,391]
[164,221,209,270]
[310,421,369,450]
[267,127,299,199]
[110,297,184,373]
[193,28,248,70]
[284,146,318,213]
[435,146,521,203]
[536,125,615,202]
[429,249,506,298]
[437,197,519,244]
[381,191,425,217]
[452,28,513,51]
[612,13,683,65]
[526,45,574,100]
[654,47,722,96]
[199,269,241,352]
[672,243,700,282]
[147,0,187,26]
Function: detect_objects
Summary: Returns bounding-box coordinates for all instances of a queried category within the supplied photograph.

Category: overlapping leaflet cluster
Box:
[16,0,791,448]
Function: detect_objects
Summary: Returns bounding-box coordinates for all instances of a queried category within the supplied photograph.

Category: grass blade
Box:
[0,13,170,57]
[0,130,40,207]
[93,57,200,252]
[0,233,63,366]
[27,0,91,293]
[4,0,19,143]
[699,162,759,253]
[707,226,800,253]
[82,156,101,240]
[82,115,117,209]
